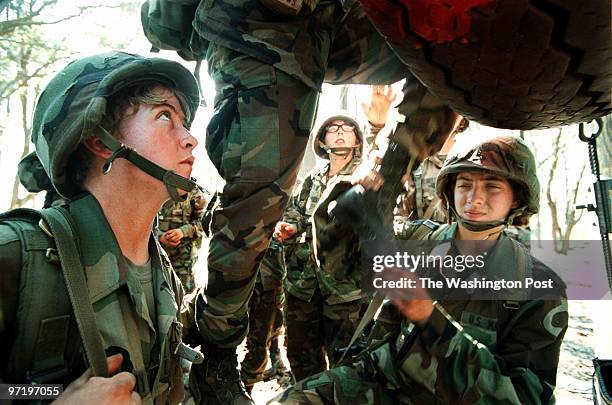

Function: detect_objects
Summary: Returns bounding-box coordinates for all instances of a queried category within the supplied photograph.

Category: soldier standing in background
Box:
[157,188,207,293]
[276,112,366,381]
[274,85,395,381]
[394,138,458,224]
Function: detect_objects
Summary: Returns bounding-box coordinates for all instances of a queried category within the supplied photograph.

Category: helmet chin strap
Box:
[451,206,506,232]
[95,126,199,202]
[321,144,360,157]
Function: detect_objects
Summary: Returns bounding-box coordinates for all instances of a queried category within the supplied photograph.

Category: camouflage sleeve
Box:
[282,173,314,236]
[396,298,568,404]
[364,123,384,156]
[179,191,207,239]
[368,301,403,345]
[0,225,22,372]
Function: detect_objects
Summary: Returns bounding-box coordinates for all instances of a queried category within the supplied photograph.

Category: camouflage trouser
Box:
[269,356,396,405]
[197,6,412,347]
[241,242,287,387]
[285,288,362,382]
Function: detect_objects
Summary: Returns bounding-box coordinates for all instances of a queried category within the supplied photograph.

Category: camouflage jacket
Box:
[156,189,207,270]
[195,0,364,91]
[283,157,363,304]
[0,193,196,404]
[367,223,568,404]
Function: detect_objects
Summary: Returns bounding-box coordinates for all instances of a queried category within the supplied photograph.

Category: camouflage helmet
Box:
[28,51,200,199]
[313,113,363,159]
[436,135,540,227]
[18,151,53,193]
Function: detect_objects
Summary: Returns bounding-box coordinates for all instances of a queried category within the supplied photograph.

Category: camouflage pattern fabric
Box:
[193,3,412,348]
[284,158,364,305]
[157,189,207,293]
[17,152,68,208]
[504,226,532,250]
[282,157,367,381]
[17,151,53,194]
[194,0,408,93]
[0,193,191,404]
[394,153,447,223]
[241,239,287,388]
[272,226,568,405]
[285,289,362,382]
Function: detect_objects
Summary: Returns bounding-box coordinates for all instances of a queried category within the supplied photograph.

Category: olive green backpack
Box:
[0,206,108,384]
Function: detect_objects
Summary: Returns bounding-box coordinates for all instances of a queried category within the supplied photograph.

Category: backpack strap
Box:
[39,206,108,377]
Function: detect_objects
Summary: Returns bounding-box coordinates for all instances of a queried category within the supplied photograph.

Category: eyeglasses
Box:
[325,124,355,133]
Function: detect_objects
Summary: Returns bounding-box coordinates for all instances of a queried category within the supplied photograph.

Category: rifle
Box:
[576,118,612,292]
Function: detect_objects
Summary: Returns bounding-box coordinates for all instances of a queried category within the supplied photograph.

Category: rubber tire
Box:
[359,0,612,130]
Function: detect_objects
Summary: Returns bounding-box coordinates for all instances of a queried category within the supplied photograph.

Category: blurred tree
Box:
[1,0,137,208]
[542,128,587,254]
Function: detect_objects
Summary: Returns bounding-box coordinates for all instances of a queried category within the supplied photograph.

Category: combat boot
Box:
[190,345,254,405]
[263,348,295,389]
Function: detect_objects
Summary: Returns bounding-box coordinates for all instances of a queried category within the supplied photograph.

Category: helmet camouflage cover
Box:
[436,135,540,225]
[313,113,363,159]
[27,51,200,198]
[18,151,53,193]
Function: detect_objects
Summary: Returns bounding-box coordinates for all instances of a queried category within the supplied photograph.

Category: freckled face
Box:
[116,86,198,192]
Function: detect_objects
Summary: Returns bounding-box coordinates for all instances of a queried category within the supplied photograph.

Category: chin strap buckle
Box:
[102,144,133,174]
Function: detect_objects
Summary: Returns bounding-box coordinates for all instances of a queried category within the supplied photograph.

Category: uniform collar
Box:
[68,193,179,321]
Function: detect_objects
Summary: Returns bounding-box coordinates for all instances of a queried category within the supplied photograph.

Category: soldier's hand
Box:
[166,229,184,242]
[392,299,434,328]
[54,353,140,405]
[160,231,181,247]
[274,222,297,241]
[351,151,384,191]
[362,85,397,128]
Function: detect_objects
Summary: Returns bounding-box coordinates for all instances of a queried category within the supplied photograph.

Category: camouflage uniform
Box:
[157,189,207,293]
[190,0,412,353]
[273,228,568,404]
[395,153,447,223]
[283,157,365,381]
[0,52,204,404]
[0,194,192,404]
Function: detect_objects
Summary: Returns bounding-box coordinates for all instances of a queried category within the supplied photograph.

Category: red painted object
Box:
[402,0,493,43]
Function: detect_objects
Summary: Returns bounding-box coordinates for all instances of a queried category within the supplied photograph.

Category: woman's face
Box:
[324,120,358,149]
[453,172,518,223]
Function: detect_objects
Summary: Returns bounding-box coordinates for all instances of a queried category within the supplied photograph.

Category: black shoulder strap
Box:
[39,207,108,377]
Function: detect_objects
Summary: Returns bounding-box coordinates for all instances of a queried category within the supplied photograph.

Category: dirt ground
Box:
[243,300,599,404]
